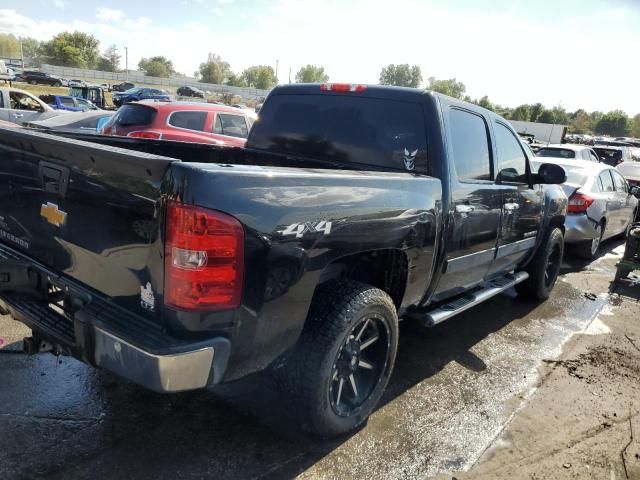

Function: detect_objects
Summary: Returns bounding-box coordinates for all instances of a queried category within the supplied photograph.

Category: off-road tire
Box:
[277,280,399,438]
[516,227,564,300]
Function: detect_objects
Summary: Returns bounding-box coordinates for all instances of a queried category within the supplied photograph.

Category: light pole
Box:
[275,59,279,84]
[124,46,129,81]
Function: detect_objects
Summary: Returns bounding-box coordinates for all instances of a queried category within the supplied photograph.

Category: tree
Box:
[631,114,640,138]
[295,64,329,83]
[0,33,21,58]
[511,105,531,121]
[475,95,494,111]
[569,109,591,134]
[379,64,422,88]
[97,44,121,72]
[198,53,231,84]
[226,72,247,87]
[138,56,174,77]
[41,31,100,68]
[241,65,277,89]
[20,37,42,64]
[595,110,631,137]
[427,77,466,99]
[529,103,544,122]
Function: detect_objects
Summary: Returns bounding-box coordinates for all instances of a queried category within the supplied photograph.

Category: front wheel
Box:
[516,227,564,300]
[277,280,399,438]
[54,81,62,87]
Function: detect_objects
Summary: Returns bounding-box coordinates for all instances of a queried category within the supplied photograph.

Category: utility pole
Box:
[125,46,129,81]
[275,59,279,84]
[288,67,291,84]
[19,38,24,71]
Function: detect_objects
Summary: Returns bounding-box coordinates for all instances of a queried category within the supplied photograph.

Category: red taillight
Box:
[127,130,162,139]
[320,83,367,93]
[568,192,594,213]
[164,201,244,311]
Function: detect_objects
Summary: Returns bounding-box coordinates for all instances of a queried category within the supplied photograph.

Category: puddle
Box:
[583,317,611,335]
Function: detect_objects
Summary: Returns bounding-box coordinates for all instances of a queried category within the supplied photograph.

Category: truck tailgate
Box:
[0,127,175,318]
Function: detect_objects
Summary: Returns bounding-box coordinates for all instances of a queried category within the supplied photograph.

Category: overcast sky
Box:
[1,0,638,114]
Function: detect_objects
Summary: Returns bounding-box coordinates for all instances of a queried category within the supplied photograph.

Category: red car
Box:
[101,101,255,147]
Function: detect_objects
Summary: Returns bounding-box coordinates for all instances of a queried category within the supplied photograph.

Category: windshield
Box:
[123,87,142,94]
[248,93,429,172]
[536,148,576,159]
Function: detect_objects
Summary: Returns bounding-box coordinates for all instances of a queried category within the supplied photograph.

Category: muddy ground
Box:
[1,238,639,479]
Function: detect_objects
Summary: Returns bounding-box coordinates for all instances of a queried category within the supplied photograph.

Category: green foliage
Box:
[21,37,42,64]
[631,114,640,138]
[511,105,532,121]
[295,65,329,83]
[568,109,591,134]
[138,56,174,77]
[475,95,494,111]
[198,53,231,84]
[594,110,631,137]
[379,64,422,88]
[537,107,570,125]
[97,44,121,72]
[41,31,100,68]
[226,72,247,87]
[0,33,21,58]
[241,65,277,89]
[427,77,466,99]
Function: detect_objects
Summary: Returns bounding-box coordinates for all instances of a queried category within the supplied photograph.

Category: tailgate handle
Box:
[39,162,70,197]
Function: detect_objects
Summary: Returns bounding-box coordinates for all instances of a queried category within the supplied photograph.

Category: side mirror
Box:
[631,186,640,199]
[536,163,567,184]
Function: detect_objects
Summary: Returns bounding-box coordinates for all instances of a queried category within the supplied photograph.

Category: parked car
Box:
[532,158,639,259]
[40,94,88,112]
[536,144,600,162]
[112,82,135,92]
[0,60,16,84]
[0,84,568,438]
[0,87,68,124]
[100,83,111,92]
[593,146,634,167]
[101,101,254,146]
[69,86,108,110]
[617,161,640,189]
[112,88,170,107]
[177,85,205,98]
[19,71,64,87]
[68,79,87,87]
[24,110,114,134]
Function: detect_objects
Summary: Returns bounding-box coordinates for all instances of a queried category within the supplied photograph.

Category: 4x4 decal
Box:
[281,221,332,238]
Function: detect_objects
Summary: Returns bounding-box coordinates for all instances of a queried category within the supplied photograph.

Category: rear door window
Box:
[60,97,76,107]
[168,111,208,132]
[214,114,249,138]
[599,171,615,192]
[611,170,628,192]
[248,94,428,172]
[447,108,491,181]
[494,122,528,183]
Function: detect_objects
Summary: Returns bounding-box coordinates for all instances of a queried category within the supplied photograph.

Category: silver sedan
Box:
[532,158,639,259]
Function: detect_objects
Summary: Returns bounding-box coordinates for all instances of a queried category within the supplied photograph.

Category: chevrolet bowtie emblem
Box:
[40,202,67,227]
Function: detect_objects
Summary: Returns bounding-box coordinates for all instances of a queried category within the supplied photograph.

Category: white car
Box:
[0,87,70,125]
[536,144,601,162]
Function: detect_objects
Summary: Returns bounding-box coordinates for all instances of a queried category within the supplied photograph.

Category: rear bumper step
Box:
[0,245,230,392]
[416,271,529,327]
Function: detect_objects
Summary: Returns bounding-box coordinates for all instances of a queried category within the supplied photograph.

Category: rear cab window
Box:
[248,94,428,172]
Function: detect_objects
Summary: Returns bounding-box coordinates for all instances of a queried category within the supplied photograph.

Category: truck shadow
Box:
[30,289,546,480]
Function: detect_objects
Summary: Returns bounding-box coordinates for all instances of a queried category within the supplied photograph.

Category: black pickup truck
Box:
[0,84,568,437]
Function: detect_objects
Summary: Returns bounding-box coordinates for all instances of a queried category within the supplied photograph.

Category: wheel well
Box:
[548,215,565,235]
[317,250,408,308]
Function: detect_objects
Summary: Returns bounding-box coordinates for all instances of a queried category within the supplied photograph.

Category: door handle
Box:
[12,113,24,118]
[455,205,475,213]
[504,203,520,211]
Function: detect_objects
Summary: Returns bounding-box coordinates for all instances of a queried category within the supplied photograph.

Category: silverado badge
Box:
[40,202,67,227]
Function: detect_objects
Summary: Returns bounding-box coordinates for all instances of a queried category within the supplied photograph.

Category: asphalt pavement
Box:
[0,239,628,479]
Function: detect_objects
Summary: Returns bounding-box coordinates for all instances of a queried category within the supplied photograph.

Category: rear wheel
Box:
[277,280,398,438]
[574,221,604,260]
[29,80,36,85]
[516,227,564,300]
